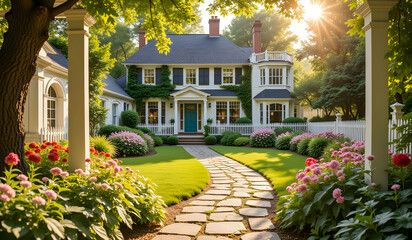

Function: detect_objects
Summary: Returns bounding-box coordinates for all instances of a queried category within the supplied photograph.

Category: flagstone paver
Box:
[155,145,280,240]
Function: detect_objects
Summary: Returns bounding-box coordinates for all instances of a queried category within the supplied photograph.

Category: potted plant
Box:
[207,118,213,125]
[170,118,175,124]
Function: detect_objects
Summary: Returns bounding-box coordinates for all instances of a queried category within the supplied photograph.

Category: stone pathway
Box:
[153,146,280,240]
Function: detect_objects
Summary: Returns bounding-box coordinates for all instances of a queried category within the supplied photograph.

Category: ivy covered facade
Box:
[121,17,300,134]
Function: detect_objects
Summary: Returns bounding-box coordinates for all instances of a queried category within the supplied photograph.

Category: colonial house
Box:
[24,42,135,143]
[121,16,299,134]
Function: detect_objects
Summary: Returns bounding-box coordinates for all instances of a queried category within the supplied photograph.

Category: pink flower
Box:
[16,174,28,181]
[371,182,377,187]
[302,176,311,184]
[5,153,20,166]
[332,188,342,199]
[50,167,62,175]
[80,172,88,178]
[60,172,69,178]
[101,183,109,190]
[32,196,46,205]
[75,169,83,174]
[337,170,343,176]
[336,196,344,204]
[107,160,116,166]
[42,177,50,182]
[286,186,293,192]
[20,181,32,188]
[338,176,345,181]
[89,177,97,182]
[324,175,330,181]
[114,167,121,173]
[367,155,375,161]
[295,184,308,193]
[44,190,57,200]
[312,167,321,175]
[311,175,319,184]
[1,193,10,202]
[125,167,131,171]
[328,160,341,169]
[114,182,123,188]
[391,184,400,190]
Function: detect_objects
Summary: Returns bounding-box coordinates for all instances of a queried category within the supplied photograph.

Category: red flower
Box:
[52,141,58,146]
[94,152,98,156]
[28,142,37,149]
[65,149,69,153]
[105,153,111,158]
[62,158,68,162]
[45,142,51,146]
[393,154,411,167]
[25,150,33,156]
[48,152,60,162]
[28,154,41,163]
[41,144,47,149]
[5,153,20,166]
[43,140,47,143]
[90,148,95,152]
[50,149,57,154]
[100,152,105,155]
[35,149,41,153]
[305,158,318,166]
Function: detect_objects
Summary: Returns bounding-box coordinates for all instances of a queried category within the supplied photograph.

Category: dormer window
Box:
[144,69,155,84]
[269,68,283,85]
[223,69,234,84]
[185,69,196,85]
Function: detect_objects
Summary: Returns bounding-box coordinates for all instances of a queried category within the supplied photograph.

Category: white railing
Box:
[251,51,294,63]
[388,119,412,154]
[40,127,68,142]
[209,123,307,135]
[136,123,175,135]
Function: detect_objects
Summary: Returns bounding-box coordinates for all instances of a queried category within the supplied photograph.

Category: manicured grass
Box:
[121,146,209,205]
[209,146,307,196]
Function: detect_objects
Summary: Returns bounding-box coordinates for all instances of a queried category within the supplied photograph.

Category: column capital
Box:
[64,9,96,27]
[356,1,397,22]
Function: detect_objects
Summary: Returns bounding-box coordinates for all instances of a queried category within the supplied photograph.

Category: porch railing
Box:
[209,123,308,136]
[136,123,175,135]
[251,51,294,63]
[40,127,68,142]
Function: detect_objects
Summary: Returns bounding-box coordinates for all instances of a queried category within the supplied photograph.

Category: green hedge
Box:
[234,117,252,124]
[167,136,179,145]
[220,131,242,146]
[307,137,330,158]
[234,137,250,146]
[120,110,139,128]
[297,137,312,155]
[282,117,306,123]
[275,135,293,150]
[205,135,217,145]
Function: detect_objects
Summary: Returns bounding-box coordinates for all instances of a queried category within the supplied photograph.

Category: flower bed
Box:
[250,128,276,147]
[109,131,148,156]
[0,140,165,239]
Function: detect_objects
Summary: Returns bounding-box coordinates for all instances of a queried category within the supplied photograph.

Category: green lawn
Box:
[209,146,307,196]
[121,146,209,205]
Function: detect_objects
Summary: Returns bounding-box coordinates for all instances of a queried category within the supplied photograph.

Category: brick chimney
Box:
[252,20,262,53]
[138,25,146,49]
[209,16,220,37]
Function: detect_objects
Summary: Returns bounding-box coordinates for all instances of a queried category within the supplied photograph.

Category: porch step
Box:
[178,135,205,145]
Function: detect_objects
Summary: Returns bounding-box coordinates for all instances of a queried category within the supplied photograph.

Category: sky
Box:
[198,0,312,49]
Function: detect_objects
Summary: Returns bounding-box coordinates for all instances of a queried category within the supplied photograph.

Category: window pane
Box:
[148,102,158,124]
[223,69,234,84]
[139,103,146,124]
[229,102,240,123]
[260,68,265,85]
[267,103,283,123]
[144,69,155,84]
[260,103,263,124]
[161,102,166,124]
[185,69,196,84]
[216,101,227,123]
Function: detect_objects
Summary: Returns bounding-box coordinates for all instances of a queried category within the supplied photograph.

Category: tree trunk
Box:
[0,2,54,174]
[395,92,403,104]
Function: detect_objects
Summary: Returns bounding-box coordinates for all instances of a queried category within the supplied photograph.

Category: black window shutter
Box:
[214,68,222,85]
[199,68,209,85]
[173,68,183,85]
[235,68,242,84]
[155,68,161,85]
[136,68,142,84]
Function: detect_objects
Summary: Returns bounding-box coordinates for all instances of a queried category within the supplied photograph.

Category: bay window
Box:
[267,103,284,123]
[269,68,283,85]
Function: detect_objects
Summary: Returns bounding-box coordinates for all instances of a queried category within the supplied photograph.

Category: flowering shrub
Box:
[290,132,314,151]
[275,132,293,150]
[307,137,330,158]
[250,129,276,147]
[0,141,165,239]
[109,131,148,156]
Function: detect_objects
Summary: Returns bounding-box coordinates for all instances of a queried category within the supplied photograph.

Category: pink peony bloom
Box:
[89,177,97,182]
[338,176,345,181]
[286,186,293,192]
[328,160,341,170]
[336,196,344,204]
[1,193,10,202]
[312,167,321,175]
[32,196,46,205]
[80,172,88,178]
[311,175,319,184]
[295,184,308,193]
[16,174,28,181]
[371,182,377,187]
[391,184,400,190]
[125,167,131,171]
[114,167,121,173]
[42,177,50,182]
[332,188,342,199]
[44,190,57,200]
[20,181,32,188]
[107,160,117,166]
[75,169,83,174]
[50,167,62,175]
[291,183,297,188]
[302,176,311,184]
[101,183,109,190]
[337,170,343,176]
[367,155,375,161]
[324,175,330,181]
[60,172,69,178]
[114,182,123,188]
[5,153,20,166]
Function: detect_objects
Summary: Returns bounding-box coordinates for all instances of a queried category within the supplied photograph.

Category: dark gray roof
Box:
[254,89,294,99]
[171,89,236,97]
[115,74,127,89]
[124,34,252,64]
[102,74,132,99]
[47,45,68,69]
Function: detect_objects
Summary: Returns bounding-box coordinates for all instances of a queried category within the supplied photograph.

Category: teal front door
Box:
[184,104,197,132]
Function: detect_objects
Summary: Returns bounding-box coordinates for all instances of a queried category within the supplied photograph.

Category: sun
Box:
[303,1,323,20]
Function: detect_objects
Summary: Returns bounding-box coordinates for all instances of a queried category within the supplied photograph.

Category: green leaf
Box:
[44,218,65,239]
[303,202,313,216]
[386,234,408,240]
[333,205,341,218]
[91,224,109,240]
[351,227,367,240]
[113,229,123,240]
[61,219,77,229]
[66,206,85,213]
[32,226,46,240]
[374,212,394,225]
[117,206,133,229]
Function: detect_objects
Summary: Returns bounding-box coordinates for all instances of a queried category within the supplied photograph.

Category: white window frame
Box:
[144,68,155,85]
[286,67,289,86]
[268,68,283,85]
[216,101,241,124]
[184,68,197,85]
[112,103,119,125]
[47,87,57,128]
[222,68,234,85]
[260,68,266,85]
[267,103,284,123]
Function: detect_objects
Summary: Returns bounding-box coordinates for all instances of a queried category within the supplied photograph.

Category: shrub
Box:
[234,137,250,146]
[250,129,276,148]
[215,135,223,143]
[307,137,330,158]
[275,133,293,150]
[109,131,148,156]
[136,127,152,134]
[297,137,312,155]
[160,135,169,143]
[234,117,252,124]
[154,136,163,146]
[204,125,210,137]
[167,136,179,145]
[205,135,217,145]
[90,135,116,156]
[290,132,315,152]
[309,115,336,122]
[274,127,293,135]
[120,110,139,128]
[0,141,166,240]
[282,117,306,123]
[220,131,242,146]
[98,125,120,137]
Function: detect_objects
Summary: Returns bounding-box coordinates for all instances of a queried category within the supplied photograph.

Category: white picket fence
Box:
[209,123,307,135]
[40,127,68,142]
[136,123,175,135]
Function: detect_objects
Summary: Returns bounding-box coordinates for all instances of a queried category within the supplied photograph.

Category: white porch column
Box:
[145,101,149,124]
[174,100,178,134]
[203,99,208,129]
[158,100,162,127]
[357,1,396,190]
[263,103,267,125]
[66,10,96,172]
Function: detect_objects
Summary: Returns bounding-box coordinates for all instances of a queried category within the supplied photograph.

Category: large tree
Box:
[0,0,300,173]
[223,9,296,51]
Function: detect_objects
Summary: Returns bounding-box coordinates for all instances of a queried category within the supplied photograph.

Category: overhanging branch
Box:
[51,0,79,17]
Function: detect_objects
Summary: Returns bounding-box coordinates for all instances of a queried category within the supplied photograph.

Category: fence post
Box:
[390,103,405,153]
[335,113,343,134]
